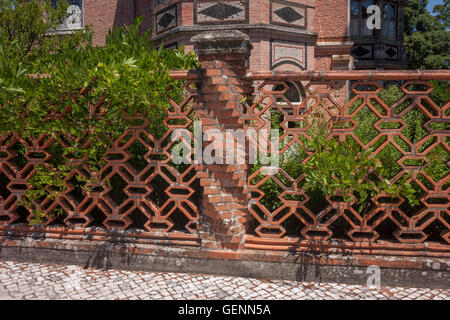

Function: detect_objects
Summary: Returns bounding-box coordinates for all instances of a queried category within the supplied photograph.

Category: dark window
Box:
[351,1,398,40]
[382,2,397,39]
[51,0,83,30]
[350,0,374,38]
[273,82,303,104]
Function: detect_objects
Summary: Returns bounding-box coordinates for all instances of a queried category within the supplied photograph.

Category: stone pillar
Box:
[331,54,354,102]
[331,55,354,71]
[191,30,253,250]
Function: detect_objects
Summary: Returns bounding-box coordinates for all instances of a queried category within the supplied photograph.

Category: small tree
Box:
[0,0,90,62]
[404,0,450,69]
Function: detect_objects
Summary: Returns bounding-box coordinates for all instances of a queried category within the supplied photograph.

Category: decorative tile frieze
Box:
[350,45,373,59]
[270,0,306,29]
[194,0,248,24]
[384,45,398,60]
[271,39,306,70]
[156,4,177,34]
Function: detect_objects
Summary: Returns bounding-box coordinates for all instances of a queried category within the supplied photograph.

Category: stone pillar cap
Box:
[191,30,253,57]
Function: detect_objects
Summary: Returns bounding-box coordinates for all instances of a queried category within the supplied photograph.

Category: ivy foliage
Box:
[354,84,449,182]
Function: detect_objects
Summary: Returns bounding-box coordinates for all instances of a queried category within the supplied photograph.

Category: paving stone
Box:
[0,260,448,300]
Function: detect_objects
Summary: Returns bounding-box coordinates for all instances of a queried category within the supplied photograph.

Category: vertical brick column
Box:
[191,30,253,250]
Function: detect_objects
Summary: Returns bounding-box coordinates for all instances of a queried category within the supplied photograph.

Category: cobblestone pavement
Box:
[0,260,448,300]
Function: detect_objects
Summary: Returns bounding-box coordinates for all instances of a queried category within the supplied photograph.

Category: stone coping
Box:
[1,236,448,289]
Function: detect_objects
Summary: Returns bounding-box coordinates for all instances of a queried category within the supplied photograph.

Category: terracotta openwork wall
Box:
[243,70,449,256]
[0,30,449,259]
[0,74,202,247]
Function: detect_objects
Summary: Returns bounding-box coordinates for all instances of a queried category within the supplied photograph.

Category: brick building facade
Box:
[60,0,406,72]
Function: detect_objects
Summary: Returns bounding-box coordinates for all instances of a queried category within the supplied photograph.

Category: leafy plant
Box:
[249,109,420,224]
[0,2,199,224]
[301,135,419,214]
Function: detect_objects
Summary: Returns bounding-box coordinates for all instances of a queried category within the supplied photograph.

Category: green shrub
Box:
[301,135,419,214]
[0,2,199,223]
